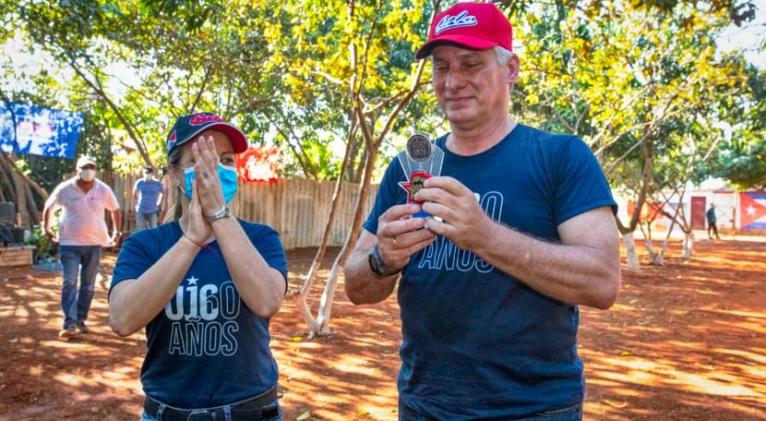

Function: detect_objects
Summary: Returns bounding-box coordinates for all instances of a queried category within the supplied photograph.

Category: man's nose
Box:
[445,69,467,91]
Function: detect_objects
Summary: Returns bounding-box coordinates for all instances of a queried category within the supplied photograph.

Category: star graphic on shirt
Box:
[186,276,198,285]
[746,205,756,216]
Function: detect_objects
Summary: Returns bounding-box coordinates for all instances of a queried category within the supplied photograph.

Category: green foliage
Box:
[25,222,56,261]
[511,0,756,214]
[715,134,766,189]
[1,0,761,192]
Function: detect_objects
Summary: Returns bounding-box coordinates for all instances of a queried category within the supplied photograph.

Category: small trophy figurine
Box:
[398,133,444,217]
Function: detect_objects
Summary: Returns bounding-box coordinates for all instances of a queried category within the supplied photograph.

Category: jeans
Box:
[136,212,158,230]
[398,400,582,421]
[59,245,102,328]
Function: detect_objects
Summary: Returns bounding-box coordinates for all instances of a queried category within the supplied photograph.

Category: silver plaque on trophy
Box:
[398,133,444,216]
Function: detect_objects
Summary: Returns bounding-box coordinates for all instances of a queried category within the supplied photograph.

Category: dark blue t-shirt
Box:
[111,220,288,408]
[363,124,616,419]
[134,179,163,213]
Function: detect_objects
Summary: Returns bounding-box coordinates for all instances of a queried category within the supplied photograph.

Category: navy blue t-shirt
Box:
[363,124,616,419]
[111,220,288,408]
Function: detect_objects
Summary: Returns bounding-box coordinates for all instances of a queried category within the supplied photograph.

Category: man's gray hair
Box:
[494,46,515,66]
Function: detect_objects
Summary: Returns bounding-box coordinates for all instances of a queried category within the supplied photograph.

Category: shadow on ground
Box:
[0,241,763,420]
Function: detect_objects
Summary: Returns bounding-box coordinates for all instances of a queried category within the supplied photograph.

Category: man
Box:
[132,166,163,230]
[43,156,122,339]
[707,203,719,240]
[344,3,620,420]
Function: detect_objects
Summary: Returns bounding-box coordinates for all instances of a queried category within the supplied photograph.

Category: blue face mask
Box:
[183,164,238,204]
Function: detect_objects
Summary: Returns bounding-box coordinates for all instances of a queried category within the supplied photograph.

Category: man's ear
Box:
[506,53,520,86]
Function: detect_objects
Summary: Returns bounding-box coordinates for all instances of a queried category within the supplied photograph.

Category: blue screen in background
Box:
[0,102,83,158]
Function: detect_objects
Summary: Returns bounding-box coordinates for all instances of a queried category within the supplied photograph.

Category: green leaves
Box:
[2,0,759,190]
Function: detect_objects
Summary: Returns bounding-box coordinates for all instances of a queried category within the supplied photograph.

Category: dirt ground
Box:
[0,239,764,420]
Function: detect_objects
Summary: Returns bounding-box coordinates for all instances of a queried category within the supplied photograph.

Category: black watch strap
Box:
[368,244,402,278]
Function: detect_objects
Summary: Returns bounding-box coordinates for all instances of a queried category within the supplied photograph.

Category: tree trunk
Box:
[1,153,49,201]
[616,137,654,272]
[682,231,694,260]
[11,170,30,228]
[344,136,360,182]
[24,183,40,226]
[295,121,357,334]
[352,145,367,183]
[0,156,16,204]
[296,15,429,334]
[649,246,664,266]
[315,145,378,335]
[623,231,640,271]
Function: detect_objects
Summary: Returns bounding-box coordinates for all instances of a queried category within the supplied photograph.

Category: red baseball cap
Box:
[415,2,513,59]
[166,112,248,155]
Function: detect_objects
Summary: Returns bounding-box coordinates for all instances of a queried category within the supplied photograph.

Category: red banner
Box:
[235,146,280,182]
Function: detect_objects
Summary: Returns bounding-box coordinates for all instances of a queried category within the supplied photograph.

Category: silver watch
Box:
[206,205,231,222]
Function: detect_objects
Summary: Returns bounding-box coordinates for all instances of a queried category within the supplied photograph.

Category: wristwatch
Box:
[368,244,402,278]
[206,205,231,223]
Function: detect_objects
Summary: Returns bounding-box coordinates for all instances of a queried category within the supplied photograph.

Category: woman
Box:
[109,112,287,421]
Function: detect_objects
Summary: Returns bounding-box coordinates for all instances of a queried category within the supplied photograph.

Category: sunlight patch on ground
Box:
[671,372,759,397]
[589,352,764,399]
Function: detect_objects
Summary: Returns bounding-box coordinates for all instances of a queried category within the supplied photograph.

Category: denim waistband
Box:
[143,385,278,421]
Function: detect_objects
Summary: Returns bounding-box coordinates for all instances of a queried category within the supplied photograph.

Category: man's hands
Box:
[108,231,122,247]
[376,204,436,271]
[415,176,495,252]
[44,227,58,243]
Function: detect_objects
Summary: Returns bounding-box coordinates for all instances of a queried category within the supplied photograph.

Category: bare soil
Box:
[0,240,764,420]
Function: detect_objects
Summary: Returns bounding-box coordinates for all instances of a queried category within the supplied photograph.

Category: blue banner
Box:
[0,102,84,158]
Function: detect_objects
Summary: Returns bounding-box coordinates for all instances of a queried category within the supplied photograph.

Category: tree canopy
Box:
[1,0,762,190]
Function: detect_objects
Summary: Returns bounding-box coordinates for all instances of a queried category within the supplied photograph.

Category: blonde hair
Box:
[162,146,184,224]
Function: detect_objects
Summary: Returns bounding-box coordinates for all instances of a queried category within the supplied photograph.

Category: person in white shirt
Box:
[42,156,122,339]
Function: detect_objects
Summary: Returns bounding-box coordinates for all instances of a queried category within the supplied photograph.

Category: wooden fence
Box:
[112,174,379,250]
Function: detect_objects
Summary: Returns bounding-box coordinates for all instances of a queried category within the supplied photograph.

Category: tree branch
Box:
[261,109,317,179]
[65,55,154,167]
[186,66,213,114]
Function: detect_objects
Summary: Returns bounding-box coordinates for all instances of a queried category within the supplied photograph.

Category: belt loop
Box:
[156,403,166,420]
[224,405,232,421]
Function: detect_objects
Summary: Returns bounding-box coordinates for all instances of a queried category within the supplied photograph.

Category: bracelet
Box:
[182,234,205,249]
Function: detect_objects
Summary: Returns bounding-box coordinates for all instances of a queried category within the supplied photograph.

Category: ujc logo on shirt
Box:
[434,10,478,35]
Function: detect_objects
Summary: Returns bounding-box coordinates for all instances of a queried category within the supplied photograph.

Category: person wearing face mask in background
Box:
[42,156,123,339]
[132,166,164,231]
[109,113,288,421]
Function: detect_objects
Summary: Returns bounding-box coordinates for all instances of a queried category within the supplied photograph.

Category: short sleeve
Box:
[111,232,155,291]
[362,157,407,235]
[248,224,288,280]
[554,137,617,226]
[44,183,63,211]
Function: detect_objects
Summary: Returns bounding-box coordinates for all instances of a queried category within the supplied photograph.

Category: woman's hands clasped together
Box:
[183,136,225,244]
